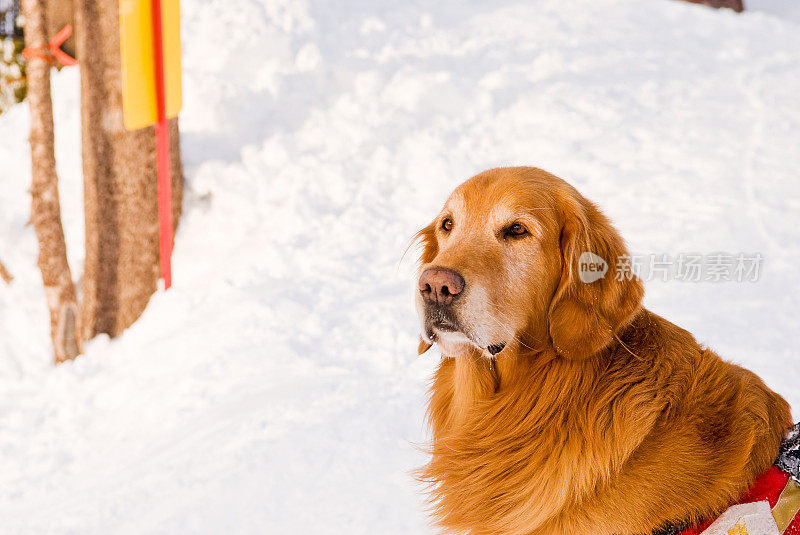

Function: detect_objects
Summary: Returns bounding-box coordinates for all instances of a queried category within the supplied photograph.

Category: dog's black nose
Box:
[419,268,465,306]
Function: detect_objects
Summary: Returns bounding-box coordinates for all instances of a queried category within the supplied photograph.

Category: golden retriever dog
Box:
[414,167,792,535]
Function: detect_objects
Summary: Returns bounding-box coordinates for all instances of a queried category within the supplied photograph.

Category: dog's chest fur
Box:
[421,349,670,535]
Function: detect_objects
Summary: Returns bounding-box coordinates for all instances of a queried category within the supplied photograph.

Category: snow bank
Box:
[0,0,799,532]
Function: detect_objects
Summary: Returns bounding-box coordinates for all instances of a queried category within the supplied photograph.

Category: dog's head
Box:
[415,167,643,360]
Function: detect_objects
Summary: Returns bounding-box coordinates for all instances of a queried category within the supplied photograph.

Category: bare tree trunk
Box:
[680,0,744,12]
[0,258,12,284]
[74,0,182,340]
[21,0,81,362]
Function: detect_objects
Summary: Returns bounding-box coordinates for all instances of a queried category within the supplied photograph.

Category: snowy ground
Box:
[1,0,799,533]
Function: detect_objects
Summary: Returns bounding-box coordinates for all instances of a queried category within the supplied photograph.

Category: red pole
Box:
[150,0,173,289]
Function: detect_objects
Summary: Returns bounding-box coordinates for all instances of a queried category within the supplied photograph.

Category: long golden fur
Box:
[414,167,792,535]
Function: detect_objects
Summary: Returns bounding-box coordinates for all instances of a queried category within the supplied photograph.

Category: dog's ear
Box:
[418,337,433,355]
[415,221,439,265]
[415,221,438,357]
[547,192,643,359]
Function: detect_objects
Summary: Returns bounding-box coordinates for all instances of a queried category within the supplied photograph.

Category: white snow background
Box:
[1,0,799,532]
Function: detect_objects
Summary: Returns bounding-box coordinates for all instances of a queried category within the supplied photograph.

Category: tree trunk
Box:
[680,0,744,12]
[21,0,82,362]
[74,0,183,340]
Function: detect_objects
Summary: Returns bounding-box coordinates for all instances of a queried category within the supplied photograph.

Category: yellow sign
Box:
[119,0,182,130]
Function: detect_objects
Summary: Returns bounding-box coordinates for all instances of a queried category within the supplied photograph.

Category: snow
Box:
[0,0,799,532]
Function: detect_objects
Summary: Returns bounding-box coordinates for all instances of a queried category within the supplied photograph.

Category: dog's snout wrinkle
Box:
[419,268,465,306]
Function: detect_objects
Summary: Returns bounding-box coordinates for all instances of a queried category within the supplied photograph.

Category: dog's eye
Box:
[441,218,453,232]
[505,223,527,238]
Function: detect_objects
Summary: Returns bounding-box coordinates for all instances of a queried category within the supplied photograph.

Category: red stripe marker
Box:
[150,0,173,289]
